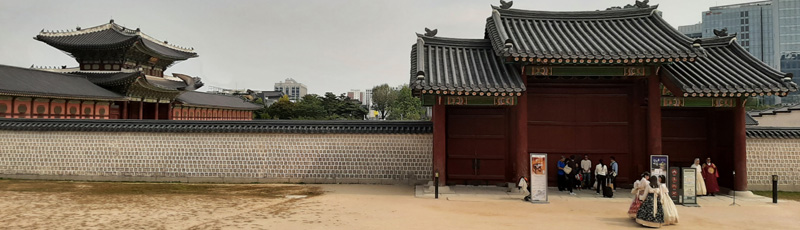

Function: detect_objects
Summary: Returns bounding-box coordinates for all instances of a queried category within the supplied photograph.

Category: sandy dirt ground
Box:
[1,181,799,229]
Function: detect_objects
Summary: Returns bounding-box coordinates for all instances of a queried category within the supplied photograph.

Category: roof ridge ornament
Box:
[424,28,437,37]
[499,0,513,9]
[713,28,728,37]
[606,0,650,10]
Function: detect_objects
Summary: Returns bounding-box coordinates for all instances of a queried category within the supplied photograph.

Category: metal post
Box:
[772,175,779,204]
[435,170,439,199]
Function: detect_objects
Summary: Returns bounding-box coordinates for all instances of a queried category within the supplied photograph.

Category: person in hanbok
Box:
[658,175,679,225]
[703,158,720,196]
[691,158,707,196]
[628,172,650,218]
[636,176,664,228]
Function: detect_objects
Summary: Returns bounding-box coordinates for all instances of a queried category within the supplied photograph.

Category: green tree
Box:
[388,86,423,120]
[371,84,397,119]
[267,95,296,119]
[251,97,271,119]
[295,94,326,119]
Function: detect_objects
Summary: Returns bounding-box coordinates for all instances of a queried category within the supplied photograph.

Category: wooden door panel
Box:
[446,106,509,184]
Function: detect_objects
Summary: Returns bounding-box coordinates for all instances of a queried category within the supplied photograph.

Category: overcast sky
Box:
[0,0,756,95]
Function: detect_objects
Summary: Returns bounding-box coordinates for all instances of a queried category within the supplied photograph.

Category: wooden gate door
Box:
[446,107,509,185]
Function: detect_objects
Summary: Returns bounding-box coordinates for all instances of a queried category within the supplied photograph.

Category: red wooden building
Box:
[410,4,796,191]
[0,20,260,120]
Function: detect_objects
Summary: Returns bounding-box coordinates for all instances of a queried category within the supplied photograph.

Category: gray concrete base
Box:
[730,190,757,198]
[0,174,427,185]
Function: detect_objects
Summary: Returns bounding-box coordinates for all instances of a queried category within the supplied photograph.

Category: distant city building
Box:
[678,0,800,94]
[346,89,365,103]
[678,23,703,38]
[274,78,307,101]
[256,91,285,107]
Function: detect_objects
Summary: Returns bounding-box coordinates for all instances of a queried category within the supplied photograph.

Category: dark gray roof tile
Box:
[662,36,797,96]
[410,36,524,95]
[177,91,263,110]
[0,119,433,134]
[747,126,800,138]
[36,22,198,60]
[0,64,124,100]
[485,6,703,61]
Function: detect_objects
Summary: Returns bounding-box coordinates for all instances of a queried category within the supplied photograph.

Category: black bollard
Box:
[772,175,778,204]
[435,171,439,199]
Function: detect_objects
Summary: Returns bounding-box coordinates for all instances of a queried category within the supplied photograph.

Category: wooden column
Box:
[10,96,15,118]
[432,96,447,184]
[733,97,748,191]
[647,75,662,155]
[154,101,159,120]
[168,102,173,120]
[138,100,144,120]
[122,101,128,119]
[515,77,529,180]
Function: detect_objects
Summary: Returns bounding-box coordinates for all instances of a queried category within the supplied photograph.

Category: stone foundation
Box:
[746,138,800,191]
[0,130,432,184]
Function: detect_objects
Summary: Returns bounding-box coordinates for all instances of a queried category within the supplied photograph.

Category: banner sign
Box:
[682,167,698,206]
[669,167,681,204]
[529,153,548,203]
[650,155,669,179]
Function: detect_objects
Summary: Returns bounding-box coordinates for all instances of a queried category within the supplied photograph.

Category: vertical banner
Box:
[682,167,698,206]
[650,155,669,179]
[668,167,681,204]
[529,153,548,203]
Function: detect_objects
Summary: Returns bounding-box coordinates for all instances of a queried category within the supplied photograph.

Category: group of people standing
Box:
[627,172,679,228]
[691,158,720,196]
[557,155,618,196]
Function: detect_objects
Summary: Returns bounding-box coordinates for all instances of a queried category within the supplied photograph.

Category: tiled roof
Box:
[177,91,263,110]
[662,36,797,97]
[35,21,198,60]
[410,36,524,95]
[485,6,703,61]
[746,127,800,138]
[748,105,800,117]
[0,64,123,100]
[0,119,433,134]
[745,113,759,126]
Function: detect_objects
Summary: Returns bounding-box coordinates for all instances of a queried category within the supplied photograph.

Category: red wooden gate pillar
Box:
[514,78,529,181]
[647,75,662,155]
[733,97,748,191]
[432,96,447,184]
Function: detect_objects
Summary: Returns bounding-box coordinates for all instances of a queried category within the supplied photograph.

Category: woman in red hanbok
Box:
[702,158,720,195]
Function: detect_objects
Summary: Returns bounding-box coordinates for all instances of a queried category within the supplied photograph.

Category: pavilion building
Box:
[410,3,796,192]
[0,20,261,120]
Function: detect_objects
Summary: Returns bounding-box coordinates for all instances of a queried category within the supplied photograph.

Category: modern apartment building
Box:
[274,78,307,102]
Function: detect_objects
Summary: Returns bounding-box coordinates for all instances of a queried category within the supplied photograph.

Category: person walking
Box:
[635,176,665,228]
[691,158,707,196]
[565,158,576,195]
[595,159,608,195]
[703,158,720,196]
[658,175,679,225]
[628,172,650,218]
[580,155,592,189]
[557,156,566,192]
[609,156,619,190]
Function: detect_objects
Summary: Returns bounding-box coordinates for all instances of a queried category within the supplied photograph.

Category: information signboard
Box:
[669,167,681,203]
[682,167,698,206]
[529,153,548,203]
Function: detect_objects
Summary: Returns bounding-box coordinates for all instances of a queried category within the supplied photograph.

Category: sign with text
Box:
[669,167,681,204]
[529,153,548,203]
[650,155,669,179]
[682,167,698,205]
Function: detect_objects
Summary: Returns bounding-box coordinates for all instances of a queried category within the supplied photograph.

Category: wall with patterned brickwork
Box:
[747,138,800,191]
[0,131,432,184]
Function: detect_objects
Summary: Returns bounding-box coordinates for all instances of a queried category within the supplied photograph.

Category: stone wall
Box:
[0,120,433,184]
[746,137,800,191]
